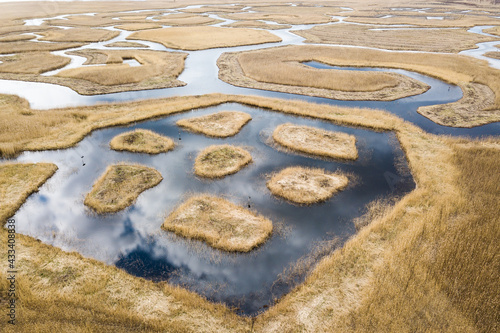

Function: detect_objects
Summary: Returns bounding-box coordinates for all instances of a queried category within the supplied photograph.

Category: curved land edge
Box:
[217,49,430,102]
[109,129,175,154]
[84,164,163,214]
[0,49,188,95]
[1,93,498,331]
[162,194,273,252]
[176,111,252,138]
[218,45,500,128]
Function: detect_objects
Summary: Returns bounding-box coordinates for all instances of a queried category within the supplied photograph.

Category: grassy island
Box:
[176,111,251,138]
[267,167,349,204]
[110,129,174,154]
[162,195,273,252]
[194,144,252,178]
[273,123,358,160]
[84,164,162,214]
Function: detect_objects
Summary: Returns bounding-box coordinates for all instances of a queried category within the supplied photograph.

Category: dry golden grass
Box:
[105,41,148,48]
[152,13,222,26]
[224,20,292,30]
[484,26,500,37]
[181,5,246,14]
[0,88,498,330]
[128,26,281,51]
[176,111,251,138]
[219,44,500,127]
[84,164,162,214]
[0,41,85,54]
[114,23,163,31]
[46,15,118,27]
[220,8,335,25]
[218,47,429,101]
[39,27,119,43]
[194,144,252,178]
[0,52,70,74]
[0,163,57,221]
[162,194,273,252]
[273,123,358,160]
[267,167,349,204]
[57,49,186,87]
[485,51,500,60]
[109,129,174,154]
[0,34,34,42]
[294,23,496,53]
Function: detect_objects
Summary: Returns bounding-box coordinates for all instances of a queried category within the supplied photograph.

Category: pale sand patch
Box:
[109,129,174,154]
[84,164,162,214]
[162,194,273,252]
[128,26,281,51]
[176,111,251,138]
[273,123,358,160]
[267,167,349,204]
[194,144,252,178]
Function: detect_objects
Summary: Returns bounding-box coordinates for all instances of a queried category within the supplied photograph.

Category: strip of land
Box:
[84,164,162,214]
[0,52,70,74]
[128,26,281,51]
[38,27,119,43]
[162,194,273,252]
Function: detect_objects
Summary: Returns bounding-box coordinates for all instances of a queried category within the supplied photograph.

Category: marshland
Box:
[0,0,499,332]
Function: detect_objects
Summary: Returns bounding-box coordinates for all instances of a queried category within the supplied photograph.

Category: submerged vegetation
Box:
[84,164,162,214]
[194,144,252,178]
[162,194,273,252]
[273,123,358,160]
[110,129,175,154]
[176,111,251,138]
[267,167,349,204]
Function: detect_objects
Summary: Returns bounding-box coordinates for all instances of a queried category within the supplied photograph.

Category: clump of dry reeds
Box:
[109,129,174,154]
[176,111,251,138]
[162,194,273,252]
[194,144,252,178]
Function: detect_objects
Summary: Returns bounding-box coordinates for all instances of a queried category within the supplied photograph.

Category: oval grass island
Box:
[84,164,162,214]
[273,123,358,160]
[162,195,273,252]
[176,111,251,138]
[110,129,175,154]
[194,144,252,178]
[267,166,349,204]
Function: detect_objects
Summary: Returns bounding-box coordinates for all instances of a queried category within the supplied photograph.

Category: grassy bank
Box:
[194,145,252,178]
[267,167,349,205]
[176,111,251,138]
[84,164,162,214]
[219,45,500,127]
[0,92,498,331]
[273,123,358,160]
[110,129,175,154]
[162,194,273,252]
[39,27,119,43]
[0,53,70,74]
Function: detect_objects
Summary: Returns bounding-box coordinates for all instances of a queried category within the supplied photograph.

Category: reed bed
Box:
[0,41,85,54]
[162,194,273,252]
[84,164,162,214]
[176,111,251,138]
[0,53,70,74]
[194,144,252,178]
[39,27,119,43]
[109,129,174,154]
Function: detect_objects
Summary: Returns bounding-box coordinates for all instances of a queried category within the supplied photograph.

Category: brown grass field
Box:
[114,23,163,31]
[0,91,498,331]
[218,48,429,102]
[194,144,252,178]
[267,167,349,205]
[273,123,358,160]
[223,20,292,30]
[0,34,34,42]
[0,49,187,95]
[484,26,500,37]
[294,24,496,53]
[485,51,500,59]
[162,194,273,252]
[0,41,85,54]
[151,13,222,26]
[0,53,70,74]
[109,129,175,154]
[38,27,119,43]
[104,41,149,48]
[219,45,500,127]
[176,111,251,138]
[128,26,281,51]
[84,164,162,214]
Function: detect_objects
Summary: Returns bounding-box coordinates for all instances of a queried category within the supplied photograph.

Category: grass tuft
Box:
[110,129,175,154]
[194,145,252,178]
